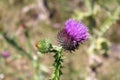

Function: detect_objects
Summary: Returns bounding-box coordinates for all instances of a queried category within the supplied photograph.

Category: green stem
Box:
[50,46,63,80]
[36,39,64,80]
[24,29,32,54]
[3,32,32,60]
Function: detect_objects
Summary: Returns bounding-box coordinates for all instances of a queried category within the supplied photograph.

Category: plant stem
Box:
[3,32,32,60]
[50,46,63,80]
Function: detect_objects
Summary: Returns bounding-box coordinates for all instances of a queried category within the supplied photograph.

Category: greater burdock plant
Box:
[36,19,89,80]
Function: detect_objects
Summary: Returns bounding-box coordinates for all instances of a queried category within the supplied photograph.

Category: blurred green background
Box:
[0,0,120,80]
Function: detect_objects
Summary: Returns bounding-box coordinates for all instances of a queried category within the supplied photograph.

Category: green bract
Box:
[36,39,51,53]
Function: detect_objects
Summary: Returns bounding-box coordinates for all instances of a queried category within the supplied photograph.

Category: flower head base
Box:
[57,19,89,51]
[57,29,79,51]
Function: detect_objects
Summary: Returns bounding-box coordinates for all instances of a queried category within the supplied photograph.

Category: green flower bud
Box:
[36,39,52,53]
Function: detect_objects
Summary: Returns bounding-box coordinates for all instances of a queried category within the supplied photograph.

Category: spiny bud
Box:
[36,39,52,53]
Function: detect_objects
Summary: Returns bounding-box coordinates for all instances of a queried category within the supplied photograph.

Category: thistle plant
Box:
[36,19,89,80]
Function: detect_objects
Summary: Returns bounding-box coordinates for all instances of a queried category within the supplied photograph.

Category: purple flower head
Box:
[57,19,89,51]
[65,19,89,42]
[2,51,10,58]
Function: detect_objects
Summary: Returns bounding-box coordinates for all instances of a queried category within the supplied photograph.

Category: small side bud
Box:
[36,39,52,53]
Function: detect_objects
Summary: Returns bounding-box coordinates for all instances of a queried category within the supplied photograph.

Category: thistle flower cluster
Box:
[57,19,89,51]
[36,18,89,80]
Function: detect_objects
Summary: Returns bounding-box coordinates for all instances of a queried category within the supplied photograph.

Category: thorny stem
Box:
[50,46,63,80]
[36,39,64,80]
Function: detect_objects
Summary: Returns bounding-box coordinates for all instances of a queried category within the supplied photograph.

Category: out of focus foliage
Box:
[72,0,120,55]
